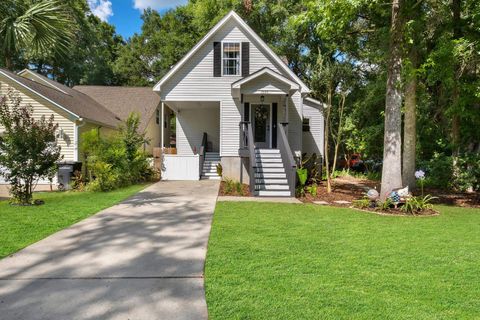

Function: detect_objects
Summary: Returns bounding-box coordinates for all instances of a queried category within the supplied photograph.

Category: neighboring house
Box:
[73,86,169,155]
[154,11,324,196]
[0,68,120,186]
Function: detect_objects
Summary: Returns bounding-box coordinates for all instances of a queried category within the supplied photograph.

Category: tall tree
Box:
[0,0,73,70]
[402,0,423,189]
[380,0,404,199]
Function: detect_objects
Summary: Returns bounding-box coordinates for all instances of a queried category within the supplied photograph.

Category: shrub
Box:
[306,183,318,196]
[223,178,246,196]
[418,152,480,192]
[352,197,371,209]
[380,197,394,211]
[0,93,62,204]
[81,113,155,192]
[401,195,437,214]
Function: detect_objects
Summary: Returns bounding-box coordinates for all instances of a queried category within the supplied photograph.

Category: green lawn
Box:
[0,184,148,259]
[205,202,480,319]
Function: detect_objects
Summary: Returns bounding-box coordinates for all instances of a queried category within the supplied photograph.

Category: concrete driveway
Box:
[0,180,219,320]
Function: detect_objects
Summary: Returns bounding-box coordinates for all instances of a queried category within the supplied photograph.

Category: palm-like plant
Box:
[0,0,73,70]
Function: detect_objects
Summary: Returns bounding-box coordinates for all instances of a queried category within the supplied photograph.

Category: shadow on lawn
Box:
[0,180,218,320]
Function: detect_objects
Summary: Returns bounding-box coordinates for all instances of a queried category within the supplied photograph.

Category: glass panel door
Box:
[252,104,270,148]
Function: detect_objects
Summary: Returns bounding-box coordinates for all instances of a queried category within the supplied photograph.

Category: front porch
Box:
[159,101,221,181]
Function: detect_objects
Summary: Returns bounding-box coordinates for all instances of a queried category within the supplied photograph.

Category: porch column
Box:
[285,94,289,135]
[161,102,165,149]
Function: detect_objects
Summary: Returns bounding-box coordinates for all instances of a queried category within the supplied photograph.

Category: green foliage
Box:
[296,168,308,197]
[0,93,62,204]
[222,178,246,196]
[82,113,155,192]
[216,163,223,177]
[401,195,437,214]
[352,197,371,209]
[418,153,480,192]
[0,0,74,69]
[380,197,394,211]
[306,184,318,197]
[299,153,322,184]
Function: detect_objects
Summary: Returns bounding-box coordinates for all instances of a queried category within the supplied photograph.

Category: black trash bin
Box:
[57,162,82,190]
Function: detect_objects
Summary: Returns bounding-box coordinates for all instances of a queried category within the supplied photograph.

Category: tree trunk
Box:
[451,0,462,186]
[380,0,404,200]
[402,47,418,190]
[5,55,13,71]
[331,93,346,176]
[324,89,332,193]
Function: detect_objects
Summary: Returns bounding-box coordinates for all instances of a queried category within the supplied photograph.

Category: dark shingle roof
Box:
[0,68,120,128]
[73,86,160,132]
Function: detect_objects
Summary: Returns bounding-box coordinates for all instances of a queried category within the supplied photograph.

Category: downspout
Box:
[74,118,86,162]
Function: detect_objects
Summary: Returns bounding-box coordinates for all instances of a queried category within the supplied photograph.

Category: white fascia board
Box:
[232,67,300,90]
[0,70,79,121]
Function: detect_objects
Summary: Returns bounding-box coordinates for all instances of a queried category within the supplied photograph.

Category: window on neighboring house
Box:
[156,109,160,125]
[302,118,310,132]
[222,42,240,75]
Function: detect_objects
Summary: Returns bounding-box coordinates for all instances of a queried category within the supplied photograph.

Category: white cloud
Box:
[133,0,188,11]
[88,0,113,22]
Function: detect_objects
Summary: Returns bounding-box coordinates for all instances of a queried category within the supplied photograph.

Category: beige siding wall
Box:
[0,78,76,162]
[144,112,161,155]
[160,19,303,157]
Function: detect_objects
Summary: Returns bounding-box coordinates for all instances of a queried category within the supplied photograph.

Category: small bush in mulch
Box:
[352,195,440,216]
[219,179,250,197]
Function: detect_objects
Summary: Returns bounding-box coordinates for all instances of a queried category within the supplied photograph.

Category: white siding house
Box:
[154,11,325,196]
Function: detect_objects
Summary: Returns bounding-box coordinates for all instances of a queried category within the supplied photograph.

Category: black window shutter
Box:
[213,42,221,77]
[242,42,250,77]
[244,102,250,122]
[272,103,278,148]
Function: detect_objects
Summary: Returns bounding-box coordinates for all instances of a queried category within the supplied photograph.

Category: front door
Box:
[252,104,271,148]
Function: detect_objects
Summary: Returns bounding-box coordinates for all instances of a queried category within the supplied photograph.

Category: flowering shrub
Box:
[0,93,62,204]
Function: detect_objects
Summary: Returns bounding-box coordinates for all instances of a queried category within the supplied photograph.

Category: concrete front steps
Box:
[254,149,291,197]
[201,152,221,180]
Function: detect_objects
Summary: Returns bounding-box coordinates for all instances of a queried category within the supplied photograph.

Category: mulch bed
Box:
[351,206,440,217]
[300,176,480,209]
[218,181,251,197]
[300,176,376,205]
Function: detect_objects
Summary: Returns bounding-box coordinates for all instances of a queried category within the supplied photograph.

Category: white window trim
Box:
[221,41,241,77]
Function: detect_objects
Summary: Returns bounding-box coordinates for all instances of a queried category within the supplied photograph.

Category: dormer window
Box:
[222,42,240,76]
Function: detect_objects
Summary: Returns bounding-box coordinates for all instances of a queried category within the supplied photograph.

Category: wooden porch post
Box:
[161,102,165,149]
[285,94,289,135]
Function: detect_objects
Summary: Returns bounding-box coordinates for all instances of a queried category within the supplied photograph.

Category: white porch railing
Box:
[161,154,200,180]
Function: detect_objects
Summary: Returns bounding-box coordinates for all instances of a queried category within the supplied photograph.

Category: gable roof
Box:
[0,68,120,128]
[153,11,310,94]
[73,86,160,132]
[18,69,69,94]
[232,67,300,90]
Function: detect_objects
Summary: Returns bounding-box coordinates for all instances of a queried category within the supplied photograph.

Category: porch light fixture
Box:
[260,95,265,103]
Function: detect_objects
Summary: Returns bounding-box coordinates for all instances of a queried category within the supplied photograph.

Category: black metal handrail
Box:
[239,121,256,193]
[277,123,296,196]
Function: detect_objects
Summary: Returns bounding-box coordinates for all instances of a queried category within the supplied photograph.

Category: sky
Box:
[87,0,188,39]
